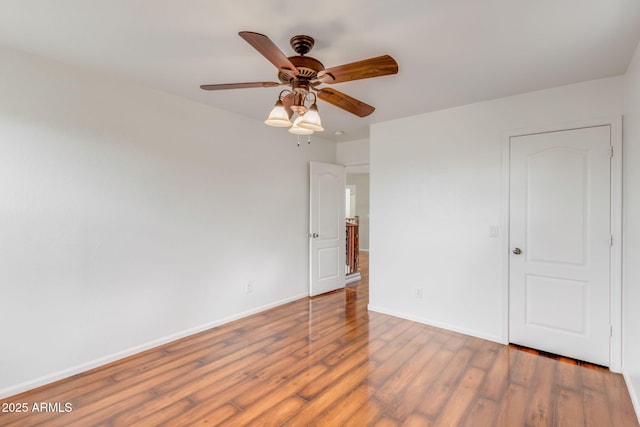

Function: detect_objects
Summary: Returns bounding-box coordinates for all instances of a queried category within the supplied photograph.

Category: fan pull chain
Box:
[295,135,311,147]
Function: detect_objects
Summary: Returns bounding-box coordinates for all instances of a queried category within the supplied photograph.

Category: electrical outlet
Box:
[245,282,254,294]
[415,287,423,299]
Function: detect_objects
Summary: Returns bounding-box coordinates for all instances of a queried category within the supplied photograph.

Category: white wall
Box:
[337,138,369,173]
[370,76,624,343]
[0,46,335,397]
[623,41,640,421]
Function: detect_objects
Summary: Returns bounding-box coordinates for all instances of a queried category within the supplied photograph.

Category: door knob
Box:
[513,248,522,255]
[308,233,319,238]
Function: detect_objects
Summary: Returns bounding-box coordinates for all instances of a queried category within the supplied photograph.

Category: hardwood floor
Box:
[347,251,369,295]
[1,251,637,426]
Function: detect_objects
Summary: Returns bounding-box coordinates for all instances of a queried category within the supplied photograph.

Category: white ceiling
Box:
[1,0,639,142]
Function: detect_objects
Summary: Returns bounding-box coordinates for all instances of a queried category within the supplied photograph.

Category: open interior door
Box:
[309,162,345,296]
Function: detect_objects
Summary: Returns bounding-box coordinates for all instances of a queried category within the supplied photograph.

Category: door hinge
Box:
[610,146,613,159]
[610,325,613,337]
[610,235,614,247]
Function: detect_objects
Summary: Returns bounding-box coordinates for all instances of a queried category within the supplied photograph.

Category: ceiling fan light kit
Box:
[265,89,323,134]
[200,31,399,144]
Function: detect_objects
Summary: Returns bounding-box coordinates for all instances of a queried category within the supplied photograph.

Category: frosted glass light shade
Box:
[264,100,292,127]
[297,103,324,131]
[289,116,314,135]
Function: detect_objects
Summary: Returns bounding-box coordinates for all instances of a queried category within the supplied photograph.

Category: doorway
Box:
[345,172,369,289]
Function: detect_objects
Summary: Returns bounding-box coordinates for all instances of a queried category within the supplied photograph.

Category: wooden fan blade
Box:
[317,55,398,84]
[281,93,294,119]
[239,31,299,76]
[316,88,375,117]
[200,82,280,90]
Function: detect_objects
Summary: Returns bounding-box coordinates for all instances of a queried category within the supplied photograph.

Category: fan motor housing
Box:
[278,56,324,84]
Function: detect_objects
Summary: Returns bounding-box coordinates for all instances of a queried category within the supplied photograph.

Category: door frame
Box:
[500,116,622,372]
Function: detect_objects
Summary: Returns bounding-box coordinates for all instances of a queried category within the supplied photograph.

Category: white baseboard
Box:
[345,272,361,284]
[0,293,308,399]
[367,304,504,344]
[623,371,640,424]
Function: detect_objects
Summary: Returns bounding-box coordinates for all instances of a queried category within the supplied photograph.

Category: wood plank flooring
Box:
[1,251,638,426]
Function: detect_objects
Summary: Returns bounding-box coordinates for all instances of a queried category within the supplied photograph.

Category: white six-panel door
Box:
[309,162,345,297]
[509,125,611,366]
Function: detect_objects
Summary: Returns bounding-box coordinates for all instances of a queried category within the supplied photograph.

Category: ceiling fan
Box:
[200,31,399,135]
